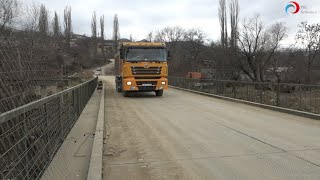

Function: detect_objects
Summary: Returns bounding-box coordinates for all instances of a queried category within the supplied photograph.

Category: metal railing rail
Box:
[0,77,98,180]
[169,77,320,114]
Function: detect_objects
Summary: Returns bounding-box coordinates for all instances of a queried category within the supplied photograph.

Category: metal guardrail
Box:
[169,77,320,114]
[0,77,98,180]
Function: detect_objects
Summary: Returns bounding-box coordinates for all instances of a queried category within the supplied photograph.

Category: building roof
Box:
[120,42,166,47]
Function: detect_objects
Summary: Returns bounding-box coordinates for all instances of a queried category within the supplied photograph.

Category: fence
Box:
[0,77,98,180]
[169,77,320,114]
[0,37,63,113]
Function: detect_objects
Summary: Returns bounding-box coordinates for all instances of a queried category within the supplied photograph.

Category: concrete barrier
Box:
[87,84,105,180]
[170,85,320,120]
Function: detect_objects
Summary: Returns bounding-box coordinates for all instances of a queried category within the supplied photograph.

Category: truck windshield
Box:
[125,48,167,62]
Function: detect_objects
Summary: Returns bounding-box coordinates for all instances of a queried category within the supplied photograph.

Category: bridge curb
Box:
[87,84,105,180]
[169,85,320,120]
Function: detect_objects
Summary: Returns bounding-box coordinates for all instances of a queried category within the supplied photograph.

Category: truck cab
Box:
[115,42,169,96]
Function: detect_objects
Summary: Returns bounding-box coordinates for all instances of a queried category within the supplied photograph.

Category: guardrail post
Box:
[72,90,76,117]
[75,89,79,116]
[23,113,29,180]
[233,82,237,98]
[223,81,226,95]
[316,89,319,114]
[79,86,82,112]
[276,84,280,106]
[260,85,263,103]
[246,84,249,101]
[80,85,83,111]
[81,85,84,110]
[299,85,302,110]
[79,86,81,112]
[86,83,89,101]
[60,94,64,139]
[183,77,185,88]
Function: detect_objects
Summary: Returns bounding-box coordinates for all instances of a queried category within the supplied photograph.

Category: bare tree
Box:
[264,22,287,81]
[23,2,40,35]
[91,11,97,39]
[52,11,61,38]
[113,14,120,52]
[237,15,265,81]
[184,28,206,71]
[100,15,105,57]
[64,6,72,48]
[237,15,286,82]
[270,51,294,83]
[229,0,239,48]
[113,14,120,41]
[154,26,185,51]
[90,12,97,56]
[0,0,20,33]
[296,22,320,83]
[146,32,153,42]
[218,0,228,48]
[217,0,229,80]
[154,26,186,75]
[38,4,49,36]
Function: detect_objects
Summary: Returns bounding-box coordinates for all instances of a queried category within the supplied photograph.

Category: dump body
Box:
[115,42,169,96]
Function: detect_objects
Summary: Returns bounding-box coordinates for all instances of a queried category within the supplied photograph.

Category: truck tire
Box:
[115,76,122,93]
[123,91,129,97]
[155,90,163,96]
[116,86,122,92]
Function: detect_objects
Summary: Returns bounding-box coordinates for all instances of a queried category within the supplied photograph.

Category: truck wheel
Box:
[123,91,129,97]
[116,86,122,92]
[155,90,163,96]
[115,76,122,93]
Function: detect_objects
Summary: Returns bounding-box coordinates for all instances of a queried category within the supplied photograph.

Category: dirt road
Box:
[100,75,320,180]
[102,59,115,76]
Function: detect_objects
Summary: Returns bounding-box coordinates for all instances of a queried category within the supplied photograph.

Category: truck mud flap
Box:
[115,76,122,92]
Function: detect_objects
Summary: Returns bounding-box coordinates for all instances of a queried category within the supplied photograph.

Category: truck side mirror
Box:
[120,52,125,59]
[120,48,125,59]
[167,51,172,60]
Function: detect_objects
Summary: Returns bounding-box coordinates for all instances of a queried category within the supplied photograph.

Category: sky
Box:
[22,0,320,46]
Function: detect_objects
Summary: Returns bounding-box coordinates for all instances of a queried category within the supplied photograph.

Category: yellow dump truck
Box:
[115,42,170,96]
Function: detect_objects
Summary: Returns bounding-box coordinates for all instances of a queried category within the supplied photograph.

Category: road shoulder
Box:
[41,89,102,180]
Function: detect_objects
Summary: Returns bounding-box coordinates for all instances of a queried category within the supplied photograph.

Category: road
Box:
[100,67,320,179]
[102,59,115,76]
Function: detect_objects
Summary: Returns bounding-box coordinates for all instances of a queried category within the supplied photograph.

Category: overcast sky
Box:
[23,0,320,45]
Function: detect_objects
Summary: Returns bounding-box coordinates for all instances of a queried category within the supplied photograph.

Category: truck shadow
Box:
[123,92,161,98]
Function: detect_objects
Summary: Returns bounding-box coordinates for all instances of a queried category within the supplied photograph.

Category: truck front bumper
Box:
[122,78,168,92]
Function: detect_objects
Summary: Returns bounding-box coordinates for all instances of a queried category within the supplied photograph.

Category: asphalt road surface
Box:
[100,73,320,180]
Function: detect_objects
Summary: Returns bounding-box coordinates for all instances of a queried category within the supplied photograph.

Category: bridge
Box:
[1,61,320,180]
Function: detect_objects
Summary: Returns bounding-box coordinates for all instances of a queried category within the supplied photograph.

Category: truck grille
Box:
[136,81,157,86]
[131,67,162,75]
[135,77,161,79]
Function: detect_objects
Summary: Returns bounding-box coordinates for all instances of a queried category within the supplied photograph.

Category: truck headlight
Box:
[161,81,166,85]
[126,82,132,85]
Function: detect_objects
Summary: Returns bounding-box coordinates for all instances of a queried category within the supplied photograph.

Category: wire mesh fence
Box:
[0,36,64,114]
[0,77,98,180]
[169,77,320,114]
